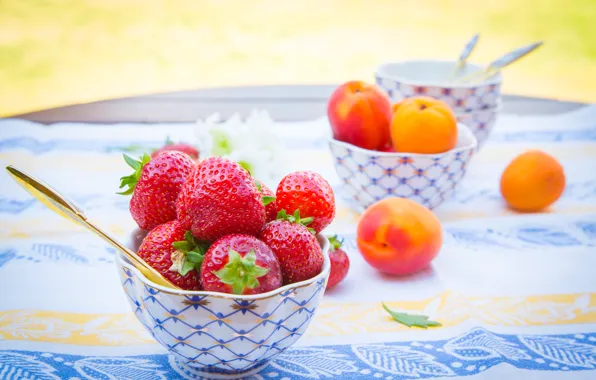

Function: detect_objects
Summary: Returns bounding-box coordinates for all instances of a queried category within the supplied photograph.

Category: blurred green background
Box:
[1,0,595,117]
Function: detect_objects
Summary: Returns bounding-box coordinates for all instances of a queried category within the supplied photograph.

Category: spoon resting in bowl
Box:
[5,165,180,290]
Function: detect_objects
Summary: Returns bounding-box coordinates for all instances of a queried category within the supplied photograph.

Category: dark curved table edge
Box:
[7,84,588,124]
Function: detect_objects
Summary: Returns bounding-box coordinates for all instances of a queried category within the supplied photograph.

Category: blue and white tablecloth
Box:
[0,106,595,379]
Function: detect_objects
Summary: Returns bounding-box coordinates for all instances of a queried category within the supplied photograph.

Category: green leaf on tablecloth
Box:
[382,303,442,329]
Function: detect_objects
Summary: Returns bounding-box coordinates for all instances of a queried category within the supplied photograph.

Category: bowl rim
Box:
[375,59,502,88]
[117,234,331,300]
[328,122,478,157]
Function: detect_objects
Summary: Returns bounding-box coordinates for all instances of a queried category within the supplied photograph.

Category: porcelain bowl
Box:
[117,235,330,379]
[329,123,477,211]
[375,60,502,113]
[455,104,500,150]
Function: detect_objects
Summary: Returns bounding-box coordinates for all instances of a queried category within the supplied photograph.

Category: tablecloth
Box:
[0,106,595,380]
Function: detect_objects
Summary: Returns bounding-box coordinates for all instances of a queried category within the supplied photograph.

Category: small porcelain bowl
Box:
[329,123,477,211]
[375,60,502,113]
[117,235,330,379]
[455,104,501,150]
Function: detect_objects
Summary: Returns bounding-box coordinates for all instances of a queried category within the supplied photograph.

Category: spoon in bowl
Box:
[448,33,480,81]
[5,165,180,290]
[454,41,543,84]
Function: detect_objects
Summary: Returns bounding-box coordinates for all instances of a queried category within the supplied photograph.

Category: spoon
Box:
[448,33,480,81]
[454,41,543,84]
[5,165,180,290]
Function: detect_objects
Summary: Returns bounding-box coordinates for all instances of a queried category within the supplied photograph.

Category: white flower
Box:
[193,110,285,185]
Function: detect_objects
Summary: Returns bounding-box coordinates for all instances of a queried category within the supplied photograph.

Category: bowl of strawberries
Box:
[117,151,336,378]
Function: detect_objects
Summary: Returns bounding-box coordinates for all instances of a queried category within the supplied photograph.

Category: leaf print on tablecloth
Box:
[32,244,88,264]
[0,351,60,379]
[519,335,596,368]
[352,344,455,377]
[446,228,511,249]
[515,227,581,247]
[0,198,37,214]
[0,311,77,340]
[74,357,166,380]
[444,327,531,361]
[272,347,359,378]
[577,221,596,240]
[0,249,16,268]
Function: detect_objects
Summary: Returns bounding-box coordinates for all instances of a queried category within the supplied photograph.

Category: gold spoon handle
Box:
[455,41,543,84]
[448,33,480,81]
[5,165,179,290]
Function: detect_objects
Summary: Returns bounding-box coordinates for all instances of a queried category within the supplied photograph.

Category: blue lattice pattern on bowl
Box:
[328,124,477,211]
[117,235,330,379]
[375,60,502,113]
[455,105,500,150]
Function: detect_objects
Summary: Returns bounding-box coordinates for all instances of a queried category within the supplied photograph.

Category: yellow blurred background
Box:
[1,0,595,117]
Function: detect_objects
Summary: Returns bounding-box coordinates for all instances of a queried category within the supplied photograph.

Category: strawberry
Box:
[118,151,195,231]
[255,179,277,223]
[276,171,335,234]
[137,220,207,290]
[201,234,282,295]
[259,211,324,284]
[176,156,266,242]
[152,137,200,161]
[326,235,350,290]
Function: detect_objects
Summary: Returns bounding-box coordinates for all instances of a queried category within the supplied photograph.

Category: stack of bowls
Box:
[375,60,502,149]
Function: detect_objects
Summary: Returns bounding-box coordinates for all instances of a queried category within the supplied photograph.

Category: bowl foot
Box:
[170,355,270,379]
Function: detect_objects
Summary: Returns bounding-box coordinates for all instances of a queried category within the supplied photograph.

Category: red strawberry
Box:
[201,234,282,295]
[259,212,324,284]
[152,138,200,161]
[137,220,207,290]
[118,151,195,231]
[255,179,277,223]
[276,171,335,234]
[326,235,350,290]
[176,156,266,242]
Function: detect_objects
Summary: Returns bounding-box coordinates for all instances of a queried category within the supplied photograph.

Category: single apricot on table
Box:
[391,96,458,154]
[327,80,393,151]
[356,198,443,276]
[500,150,566,212]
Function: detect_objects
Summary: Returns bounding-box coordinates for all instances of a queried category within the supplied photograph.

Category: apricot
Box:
[391,96,457,154]
[500,150,566,212]
[356,198,443,275]
[327,80,393,151]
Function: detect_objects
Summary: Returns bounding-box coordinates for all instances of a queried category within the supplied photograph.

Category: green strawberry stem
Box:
[238,160,253,176]
[169,231,209,276]
[214,250,269,295]
[277,209,316,234]
[117,153,151,195]
[262,196,276,206]
[328,235,343,251]
[277,209,314,225]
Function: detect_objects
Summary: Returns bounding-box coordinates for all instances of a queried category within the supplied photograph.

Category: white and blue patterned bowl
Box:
[375,60,502,113]
[329,123,477,211]
[117,235,330,379]
[455,104,501,150]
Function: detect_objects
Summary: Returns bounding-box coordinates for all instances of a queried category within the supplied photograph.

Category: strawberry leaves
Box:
[214,250,269,295]
[328,235,343,251]
[382,303,442,329]
[262,196,276,206]
[117,153,151,195]
[169,231,209,276]
[277,209,315,233]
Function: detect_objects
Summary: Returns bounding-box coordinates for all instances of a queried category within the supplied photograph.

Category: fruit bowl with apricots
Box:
[327,86,478,211]
[116,154,336,378]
